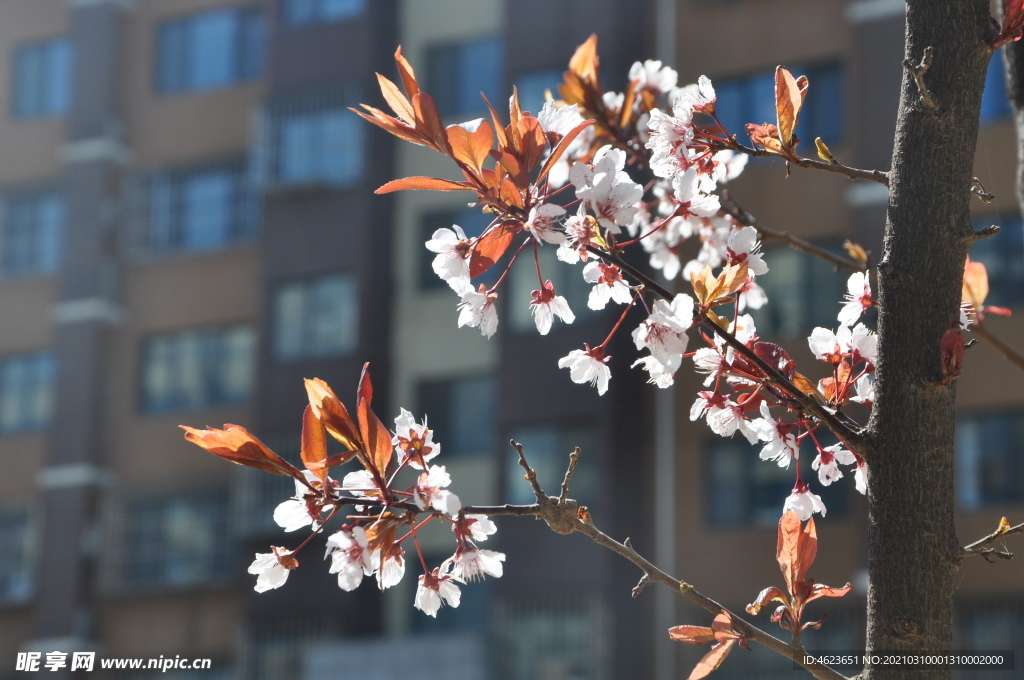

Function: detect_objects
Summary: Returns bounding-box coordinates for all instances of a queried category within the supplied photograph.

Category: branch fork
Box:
[903,46,941,112]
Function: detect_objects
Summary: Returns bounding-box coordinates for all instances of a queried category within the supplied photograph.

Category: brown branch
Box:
[969,322,1024,373]
[903,46,941,112]
[719,194,868,274]
[713,140,890,186]
[503,444,851,680]
[586,246,869,454]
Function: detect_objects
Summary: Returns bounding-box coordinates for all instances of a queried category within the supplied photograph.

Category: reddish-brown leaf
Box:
[356,364,393,476]
[413,93,450,153]
[300,405,329,483]
[668,625,717,645]
[745,123,784,154]
[376,73,415,123]
[962,257,990,310]
[777,511,817,597]
[393,46,419,98]
[516,116,548,172]
[445,119,493,173]
[537,118,594,183]
[752,342,794,377]
[180,425,306,483]
[687,639,737,680]
[745,585,789,616]
[470,221,521,277]
[791,371,825,401]
[375,176,474,194]
[806,582,853,604]
[774,67,805,147]
[490,149,528,187]
[304,378,361,451]
[480,93,508,149]
[353,105,426,146]
[509,86,523,130]
[567,34,600,83]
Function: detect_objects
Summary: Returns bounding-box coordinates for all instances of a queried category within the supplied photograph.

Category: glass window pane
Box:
[274,285,306,361]
[189,10,237,90]
[142,327,253,413]
[280,114,314,182]
[285,0,317,25]
[181,171,233,250]
[47,40,72,115]
[514,69,563,114]
[321,0,365,21]
[0,352,55,433]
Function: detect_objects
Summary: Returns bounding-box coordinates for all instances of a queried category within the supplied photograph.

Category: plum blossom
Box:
[392,409,440,470]
[784,484,826,521]
[326,526,373,591]
[812,443,857,486]
[632,352,682,388]
[672,167,721,217]
[850,374,875,407]
[750,403,799,467]
[530,280,575,334]
[537,101,585,137]
[582,262,632,309]
[569,146,644,233]
[524,203,566,244]
[557,206,601,264]
[675,75,717,116]
[559,345,612,395]
[854,462,869,494]
[341,469,382,499]
[808,323,877,367]
[457,285,499,338]
[839,272,873,326]
[726,226,768,276]
[425,226,474,295]
[632,293,694,366]
[445,548,506,583]
[629,59,678,94]
[273,471,325,532]
[413,465,462,515]
[690,390,758,443]
[414,569,461,617]
[376,547,405,590]
[452,514,497,544]
[249,547,297,593]
[646,107,696,179]
[711,150,748,185]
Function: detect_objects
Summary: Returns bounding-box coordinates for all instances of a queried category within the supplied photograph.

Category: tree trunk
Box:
[1001,19,1024,217]
[866,2,990,678]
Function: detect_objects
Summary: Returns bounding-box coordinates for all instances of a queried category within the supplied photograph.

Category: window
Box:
[714,63,844,144]
[416,374,496,458]
[981,56,1012,123]
[235,436,300,537]
[505,422,597,505]
[0,352,55,434]
[426,36,504,117]
[273,274,358,361]
[157,8,263,93]
[264,92,364,188]
[284,0,364,25]
[141,326,255,413]
[513,68,563,114]
[110,492,233,589]
[0,506,33,604]
[957,411,1024,509]
[494,596,610,680]
[747,245,847,339]
[970,214,1024,307]
[1,190,63,276]
[420,207,494,289]
[707,436,848,526]
[508,245,595,333]
[12,37,71,118]
[141,162,256,254]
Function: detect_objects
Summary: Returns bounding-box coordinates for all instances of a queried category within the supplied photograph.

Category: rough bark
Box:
[1002,16,1024,217]
[865,2,991,679]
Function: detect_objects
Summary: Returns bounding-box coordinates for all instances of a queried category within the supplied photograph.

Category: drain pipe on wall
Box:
[653,4,678,679]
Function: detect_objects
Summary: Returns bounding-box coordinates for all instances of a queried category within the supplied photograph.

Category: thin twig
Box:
[903,46,940,112]
[963,519,1024,560]
[719,195,868,273]
[589,245,868,453]
[970,322,1024,373]
[714,140,890,185]
[559,446,581,506]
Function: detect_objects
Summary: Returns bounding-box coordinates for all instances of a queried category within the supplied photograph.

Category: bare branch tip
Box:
[972,224,1000,241]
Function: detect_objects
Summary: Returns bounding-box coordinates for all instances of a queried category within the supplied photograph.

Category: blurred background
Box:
[0,0,1021,678]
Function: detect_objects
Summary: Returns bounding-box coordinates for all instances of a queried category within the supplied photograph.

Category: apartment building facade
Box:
[0,1,1022,679]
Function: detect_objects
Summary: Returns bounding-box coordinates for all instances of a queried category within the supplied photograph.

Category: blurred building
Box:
[0,1,1022,680]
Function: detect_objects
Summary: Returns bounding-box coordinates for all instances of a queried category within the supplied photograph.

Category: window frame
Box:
[271,273,359,363]
[155,6,264,94]
[0,188,64,278]
[11,36,72,119]
[0,350,56,435]
[139,324,256,415]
